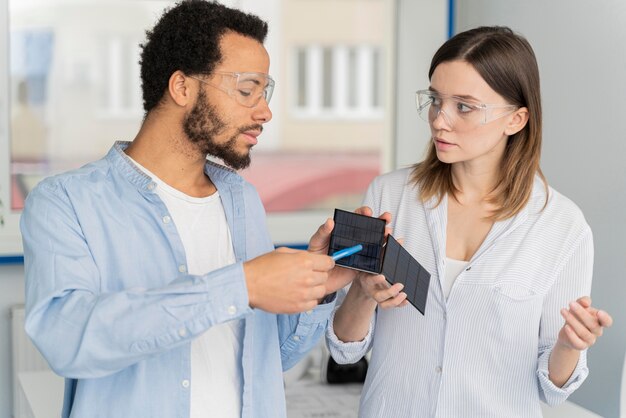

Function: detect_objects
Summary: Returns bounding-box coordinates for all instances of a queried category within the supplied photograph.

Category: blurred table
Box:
[18,368,602,418]
[285,379,361,418]
[285,378,603,418]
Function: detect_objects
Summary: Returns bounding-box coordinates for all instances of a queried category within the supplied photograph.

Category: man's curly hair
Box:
[139,0,268,113]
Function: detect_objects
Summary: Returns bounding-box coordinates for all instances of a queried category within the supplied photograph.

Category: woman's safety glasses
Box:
[416,89,518,130]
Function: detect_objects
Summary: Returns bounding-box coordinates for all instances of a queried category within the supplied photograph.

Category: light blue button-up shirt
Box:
[21,141,335,418]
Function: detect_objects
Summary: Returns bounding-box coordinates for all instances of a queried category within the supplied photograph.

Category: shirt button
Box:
[178,328,187,337]
[435,366,442,373]
[162,215,171,224]
[181,379,190,388]
[293,335,301,341]
[306,310,313,315]
[465,266,471,271]
[178,265,187,273]
[227,305,237,315]
[147,183,156,190]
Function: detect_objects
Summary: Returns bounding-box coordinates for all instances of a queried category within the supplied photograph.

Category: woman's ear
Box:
[168,70,194,107]
[504,107,529,136]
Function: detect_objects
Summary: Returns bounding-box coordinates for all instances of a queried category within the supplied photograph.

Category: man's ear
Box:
[504,107,529,136]
[168,70,194,107]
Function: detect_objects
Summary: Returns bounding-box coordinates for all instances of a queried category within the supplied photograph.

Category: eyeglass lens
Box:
[416,91,516,128]
[230,73,275,107]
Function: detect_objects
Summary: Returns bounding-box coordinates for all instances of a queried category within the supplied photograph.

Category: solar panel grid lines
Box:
[328,208,431,315]
[381,235,430,315]
[329,209,386,273]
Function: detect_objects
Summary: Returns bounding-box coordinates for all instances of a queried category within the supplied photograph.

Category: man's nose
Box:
[253,97,272,123]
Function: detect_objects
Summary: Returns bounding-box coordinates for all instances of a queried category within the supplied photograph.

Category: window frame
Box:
[0,0,451,260]
[291,44,386,121]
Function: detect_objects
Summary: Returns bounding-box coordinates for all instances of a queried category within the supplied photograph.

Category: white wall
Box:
[0,264,26,418]
[453,1,625,417]
[394,0,448,168]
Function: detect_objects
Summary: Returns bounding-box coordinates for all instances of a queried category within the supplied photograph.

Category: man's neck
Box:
[125,112,216,198]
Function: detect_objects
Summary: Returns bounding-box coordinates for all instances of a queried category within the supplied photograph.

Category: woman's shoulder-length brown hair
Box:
[410,26,547,221]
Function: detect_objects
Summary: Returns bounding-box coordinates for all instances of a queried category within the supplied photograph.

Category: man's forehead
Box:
[217,32,270,73]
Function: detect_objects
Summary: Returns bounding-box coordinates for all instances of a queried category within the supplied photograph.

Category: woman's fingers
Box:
[597,310,613,328]
[380,291,408,309]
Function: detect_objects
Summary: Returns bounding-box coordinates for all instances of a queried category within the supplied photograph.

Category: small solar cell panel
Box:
[329,209,386,273]
[328,209,431,315]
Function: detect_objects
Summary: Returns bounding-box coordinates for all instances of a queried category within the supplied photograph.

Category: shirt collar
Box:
[106,141,244,192]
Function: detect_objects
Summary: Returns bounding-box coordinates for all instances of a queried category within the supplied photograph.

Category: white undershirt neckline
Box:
[443,257,470,299]
[128,156,242,418]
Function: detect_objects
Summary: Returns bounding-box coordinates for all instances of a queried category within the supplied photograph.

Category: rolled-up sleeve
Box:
[537,227,593,405]
[325,286,376,364]
[326,311,375,364]
[278,297,337,371]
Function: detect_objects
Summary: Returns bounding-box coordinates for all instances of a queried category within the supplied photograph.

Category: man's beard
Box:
[183,89,260,170]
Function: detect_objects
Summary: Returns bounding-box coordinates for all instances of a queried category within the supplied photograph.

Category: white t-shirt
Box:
[443,257,469,299]
[130,158,241,418]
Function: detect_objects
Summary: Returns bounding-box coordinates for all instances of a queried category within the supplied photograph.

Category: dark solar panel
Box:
[381,235,430,315]
[329,209,386,273]
[328,209,431,315]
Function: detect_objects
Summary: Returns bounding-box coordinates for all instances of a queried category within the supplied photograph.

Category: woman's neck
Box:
[450,160,500,204]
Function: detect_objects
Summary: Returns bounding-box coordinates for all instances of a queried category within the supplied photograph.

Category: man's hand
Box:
[243,247,335,314]
[557,296,613,351]
[307,206,393,296]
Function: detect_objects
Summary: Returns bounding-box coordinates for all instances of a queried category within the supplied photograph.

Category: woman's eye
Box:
[456,102,475,113]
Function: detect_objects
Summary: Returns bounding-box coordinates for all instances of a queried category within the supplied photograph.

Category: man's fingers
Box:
[308,271,329,286]
[308,218,334,252]
[276,246,298,253]
[309,253,335,271]
[311,284,327,301]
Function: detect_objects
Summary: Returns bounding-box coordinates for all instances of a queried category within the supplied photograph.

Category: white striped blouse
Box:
[326,167,593,418]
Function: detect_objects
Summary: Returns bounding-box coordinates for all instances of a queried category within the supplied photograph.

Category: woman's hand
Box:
[353,272,409,309]
[557,296,613,351]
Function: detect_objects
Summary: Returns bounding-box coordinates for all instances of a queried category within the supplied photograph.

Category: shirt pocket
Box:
[486,281,544,345]
[491,282,540,302]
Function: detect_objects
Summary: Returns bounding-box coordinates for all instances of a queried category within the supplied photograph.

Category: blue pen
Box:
[331,244,363,261]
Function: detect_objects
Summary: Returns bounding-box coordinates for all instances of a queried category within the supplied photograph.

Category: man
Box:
[20,1,355,417]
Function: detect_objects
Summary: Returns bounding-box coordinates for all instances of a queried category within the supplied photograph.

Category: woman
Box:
[326,26,612,417]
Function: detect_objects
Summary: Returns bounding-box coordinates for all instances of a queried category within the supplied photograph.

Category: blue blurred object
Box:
[331,244,363,261]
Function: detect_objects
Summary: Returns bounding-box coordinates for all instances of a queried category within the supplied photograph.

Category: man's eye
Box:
[237,90,252,97]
